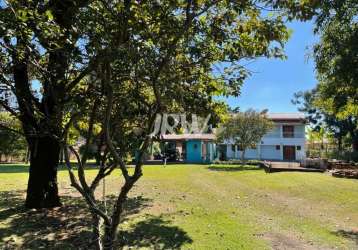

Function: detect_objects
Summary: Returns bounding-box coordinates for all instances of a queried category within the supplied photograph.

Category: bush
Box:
[327,150,358,163]
[212,159,261,165]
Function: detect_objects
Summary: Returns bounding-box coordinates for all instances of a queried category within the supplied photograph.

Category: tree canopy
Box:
[293,1,358,152]
[313,0,358,119]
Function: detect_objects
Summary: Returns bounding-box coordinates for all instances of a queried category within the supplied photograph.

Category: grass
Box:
[0,163,357,249]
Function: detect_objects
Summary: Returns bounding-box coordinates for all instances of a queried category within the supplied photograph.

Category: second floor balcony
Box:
[263,132,305,139]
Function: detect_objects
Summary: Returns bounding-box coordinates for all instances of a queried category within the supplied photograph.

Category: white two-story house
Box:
[224,113,306,161]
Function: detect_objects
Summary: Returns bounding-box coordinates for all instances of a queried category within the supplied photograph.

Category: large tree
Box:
[0,0,97,208]
[0,0,318,210]
[57,1,314,248]
[293,0,358,152]
[314,2,358,149]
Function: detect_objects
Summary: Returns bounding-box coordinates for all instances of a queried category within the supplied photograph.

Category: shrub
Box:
[326,150,358,163]
[212,159,261,165]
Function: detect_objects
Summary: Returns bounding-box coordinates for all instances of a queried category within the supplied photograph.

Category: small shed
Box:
[161,134,216,163]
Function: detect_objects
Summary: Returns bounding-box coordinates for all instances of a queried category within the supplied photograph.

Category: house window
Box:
[231,145,236,152]
[283,125,294,138]
[297,145,301,151]
[194,144,198,149]
[276,145,280,150]
[237,145,243,151]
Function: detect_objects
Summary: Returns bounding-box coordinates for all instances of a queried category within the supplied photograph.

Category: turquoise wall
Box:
[186,140,215,163]
[186,140,202,163]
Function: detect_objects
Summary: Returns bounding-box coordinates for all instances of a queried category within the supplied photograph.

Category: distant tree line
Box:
[0,111,27,162]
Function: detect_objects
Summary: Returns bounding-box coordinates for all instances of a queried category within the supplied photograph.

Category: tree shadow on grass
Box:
[207,164,262,172]
[332,229,358,246]
[0,191,191,249]
[120,216,193,249]
[0,190,95,249]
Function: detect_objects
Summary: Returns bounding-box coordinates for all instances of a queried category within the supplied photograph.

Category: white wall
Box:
[226,145,258,159]
[261,124,305,159]
[294,124,305,137]
[261,145,282,160]
[226,144,235,159]
[262,137,305,147]
[226,143,307,161]
[245,148,259,159]
[295,145,305,161]
[263,125,281,138]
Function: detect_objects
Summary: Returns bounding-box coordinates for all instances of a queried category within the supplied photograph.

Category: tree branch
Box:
[65,65,94,92]
[68,146,91,193]
[103,66,130,181]
[0,122,25,136]
[63,145,111,225]
[0,99,18,117]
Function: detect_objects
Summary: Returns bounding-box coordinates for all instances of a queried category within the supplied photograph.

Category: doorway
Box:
[218,144,227,160]
[283,146,296,161]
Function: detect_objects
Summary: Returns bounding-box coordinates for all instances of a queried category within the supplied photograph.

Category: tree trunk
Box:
[102,182,133,250]
[25,136,62,208]
[241,149,246,165]
[92,214,103,250]
[352,139,358,152]
[338,136,342,151]
[59,147,64,165]
[103,223,116,250]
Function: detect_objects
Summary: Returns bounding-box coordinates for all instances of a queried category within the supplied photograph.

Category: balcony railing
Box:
[263,132,305,139]
[283,132,294,138]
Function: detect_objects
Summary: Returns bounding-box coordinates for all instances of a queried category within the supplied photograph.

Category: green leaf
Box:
[45,10,54,21]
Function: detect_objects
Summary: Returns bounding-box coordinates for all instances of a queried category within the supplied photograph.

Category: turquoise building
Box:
[161,134,216,164]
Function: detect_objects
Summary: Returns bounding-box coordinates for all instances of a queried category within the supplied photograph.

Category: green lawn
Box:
[0,164,357,249]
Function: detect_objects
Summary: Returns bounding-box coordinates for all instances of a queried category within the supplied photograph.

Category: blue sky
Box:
[224,21,318,113]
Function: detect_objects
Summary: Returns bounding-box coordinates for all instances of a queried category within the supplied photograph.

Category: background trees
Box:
[217,109,273,162]
[292,90,354,150]
[0,112,27,162]
[294,1,358,158]
[293,89,358,160]
[314,1,358,152]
